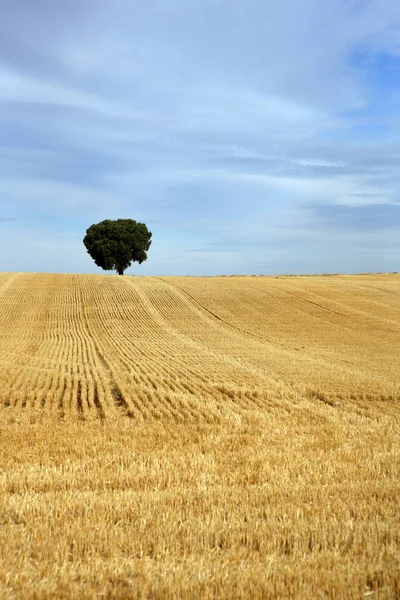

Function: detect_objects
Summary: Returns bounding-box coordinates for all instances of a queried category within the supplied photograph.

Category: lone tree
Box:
[83,219,152,275]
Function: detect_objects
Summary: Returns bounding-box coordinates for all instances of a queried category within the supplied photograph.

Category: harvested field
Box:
[0,273,399,598]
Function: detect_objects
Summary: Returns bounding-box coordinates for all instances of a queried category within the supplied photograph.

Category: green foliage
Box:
[83,219,152,275]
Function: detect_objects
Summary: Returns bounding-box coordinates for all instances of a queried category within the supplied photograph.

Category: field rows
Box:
[0,273,399,423]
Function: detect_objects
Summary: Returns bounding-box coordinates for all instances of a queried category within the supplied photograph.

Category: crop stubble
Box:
[0,273,399,598]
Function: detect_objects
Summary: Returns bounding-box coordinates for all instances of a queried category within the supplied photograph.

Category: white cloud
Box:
[292,159,347,168]
[0,64,123,117]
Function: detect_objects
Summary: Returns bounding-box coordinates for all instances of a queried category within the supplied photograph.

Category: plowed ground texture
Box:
[0,273,399,599]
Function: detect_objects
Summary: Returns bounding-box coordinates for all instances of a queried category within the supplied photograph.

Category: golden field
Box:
[0,272,399,599]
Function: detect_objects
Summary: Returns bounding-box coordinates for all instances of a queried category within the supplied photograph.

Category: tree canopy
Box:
[83,219,152,275]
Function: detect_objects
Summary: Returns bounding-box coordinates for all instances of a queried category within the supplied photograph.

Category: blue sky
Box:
[0,0,399,275]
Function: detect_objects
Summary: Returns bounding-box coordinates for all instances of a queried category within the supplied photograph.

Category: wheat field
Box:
[0,272,399,599]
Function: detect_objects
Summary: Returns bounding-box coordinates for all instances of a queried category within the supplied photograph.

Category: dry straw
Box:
[0,272,399,598]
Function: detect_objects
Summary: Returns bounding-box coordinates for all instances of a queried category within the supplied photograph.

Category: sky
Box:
[0,0,399,276]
